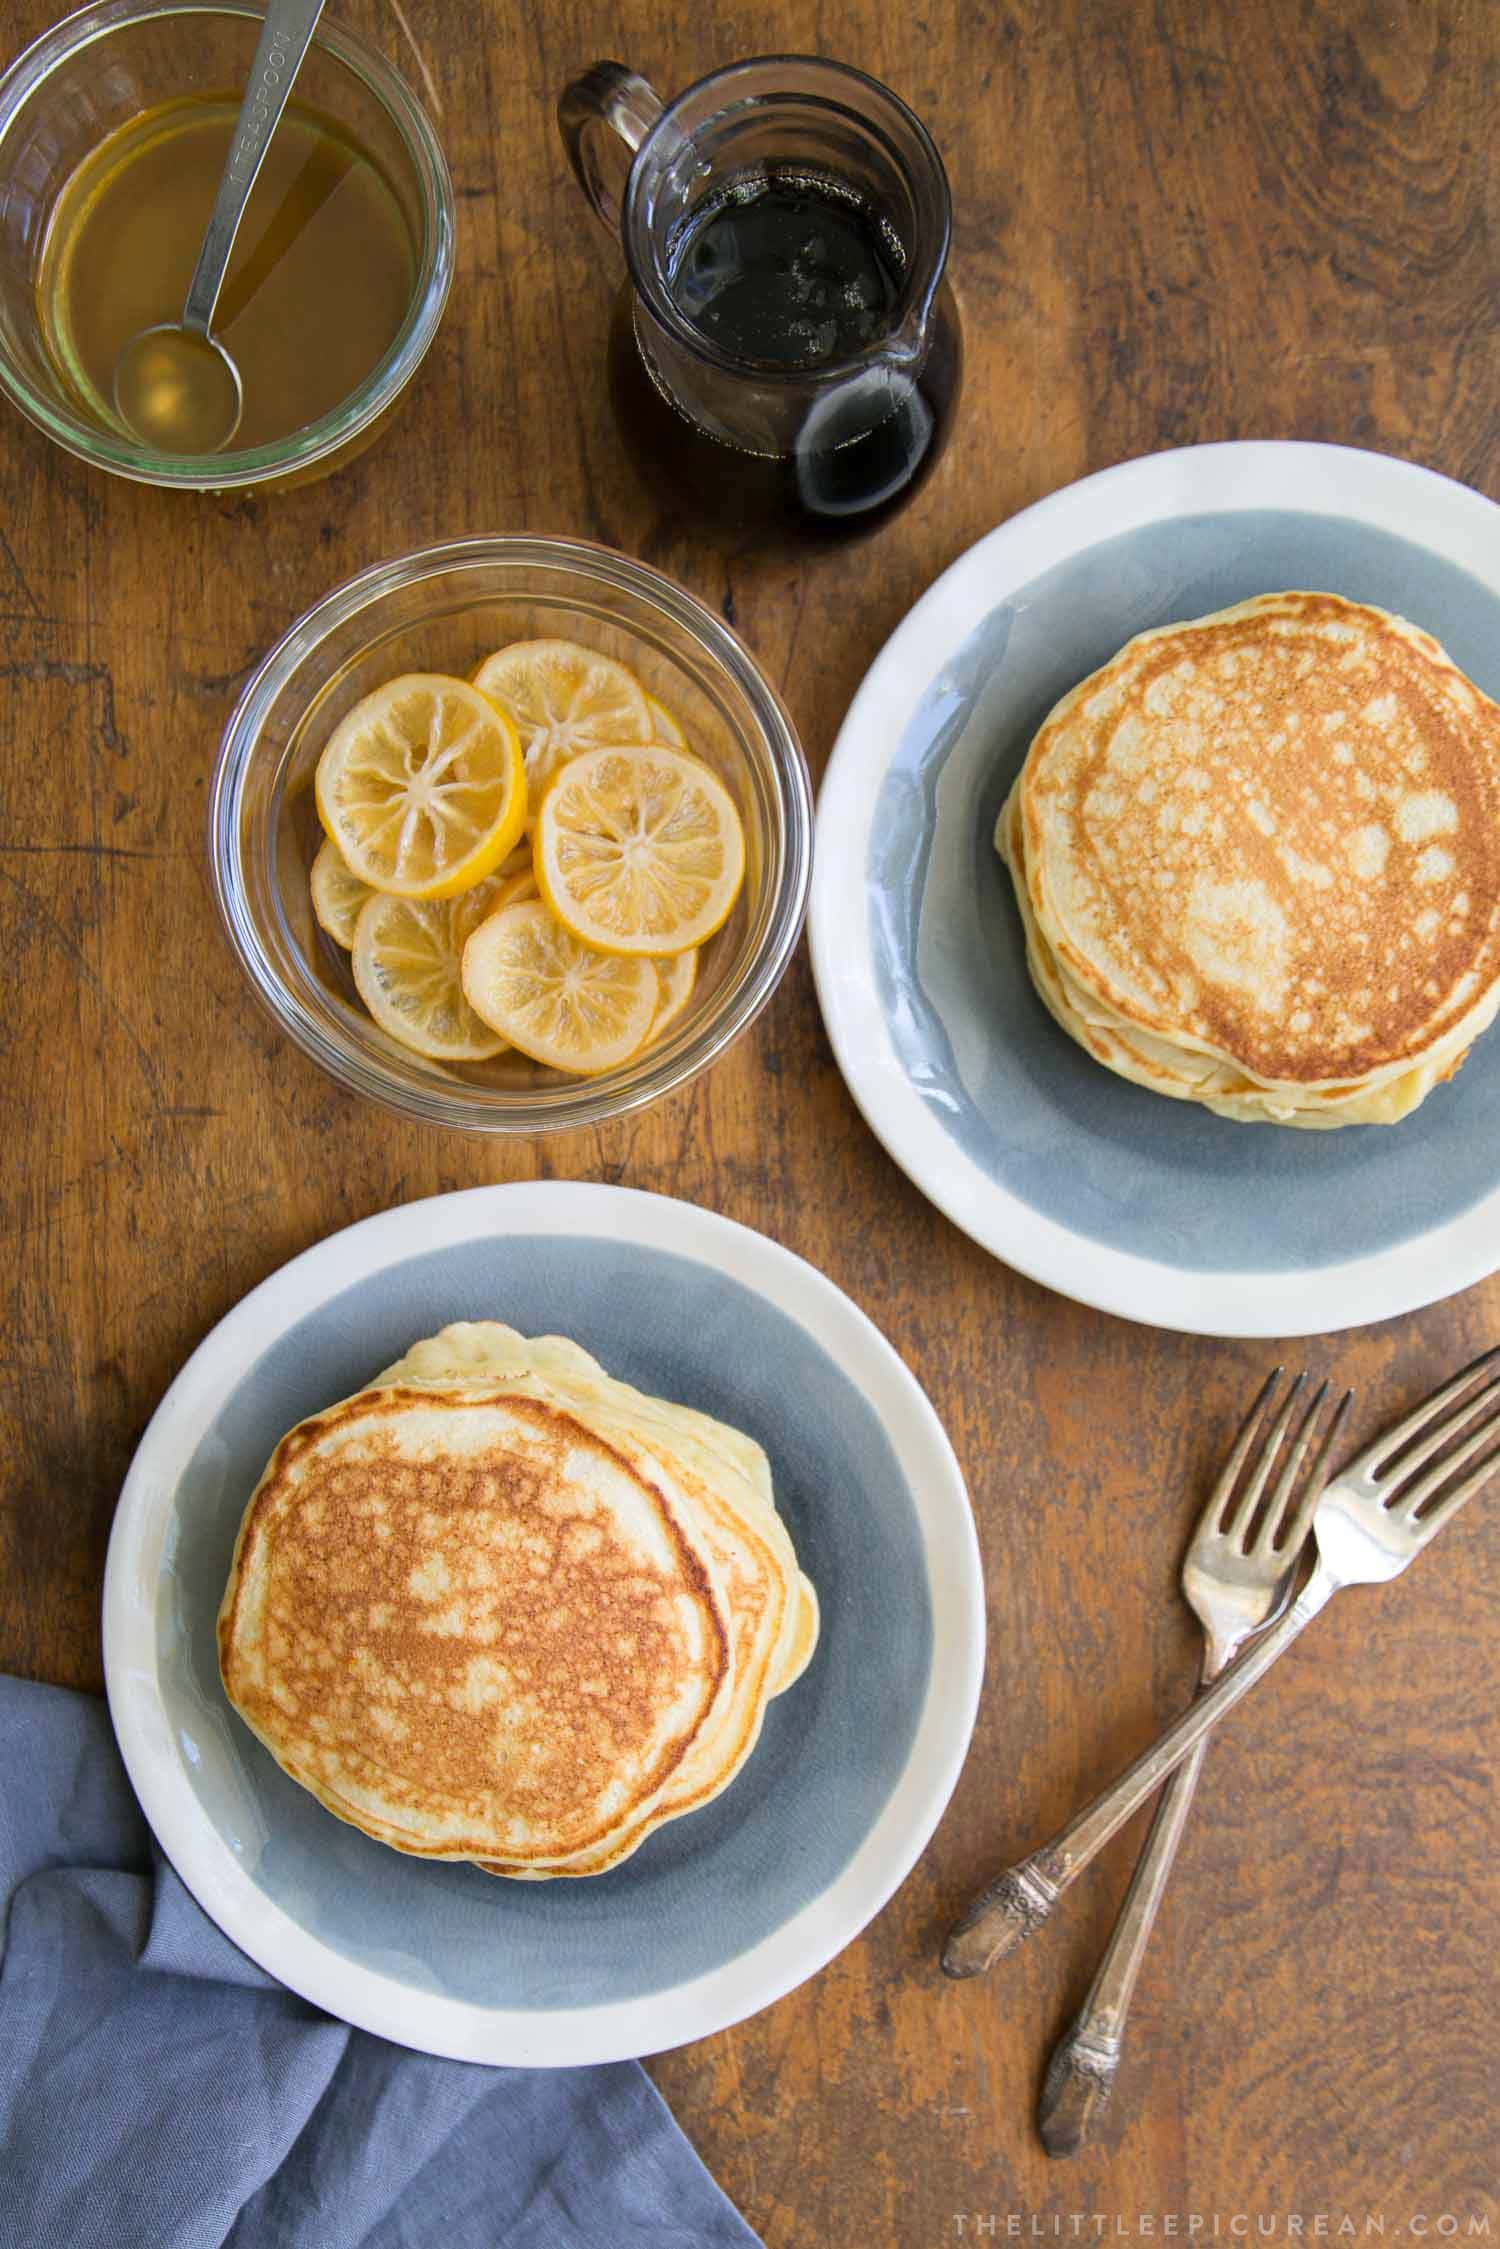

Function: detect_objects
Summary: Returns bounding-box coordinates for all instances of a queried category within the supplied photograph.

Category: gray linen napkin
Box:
[0,1676,760,2249]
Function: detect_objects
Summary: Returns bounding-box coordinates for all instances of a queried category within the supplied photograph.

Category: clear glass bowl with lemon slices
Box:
[210,538,812,1131]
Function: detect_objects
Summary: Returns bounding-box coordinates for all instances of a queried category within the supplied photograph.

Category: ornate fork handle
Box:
[943,1568,1336,1979]
[1036,1732,1211,2153]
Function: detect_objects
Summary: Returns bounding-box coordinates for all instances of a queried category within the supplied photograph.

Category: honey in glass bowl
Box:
[36,93,416,451]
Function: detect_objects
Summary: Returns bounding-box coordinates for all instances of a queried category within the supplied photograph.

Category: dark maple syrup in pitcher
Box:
[608,164,961,539]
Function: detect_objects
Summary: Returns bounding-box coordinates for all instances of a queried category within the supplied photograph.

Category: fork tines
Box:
[1216,1370,1353,1557]
[1358,1344,1500,1526]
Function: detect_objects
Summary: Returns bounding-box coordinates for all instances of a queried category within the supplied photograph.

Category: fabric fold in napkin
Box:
[0,1676,760,2249]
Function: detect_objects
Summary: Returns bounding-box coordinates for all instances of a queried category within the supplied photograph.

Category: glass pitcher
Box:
[558,55,961,543]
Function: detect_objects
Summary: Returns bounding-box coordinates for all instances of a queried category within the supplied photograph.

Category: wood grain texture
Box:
[2,0,1497,2239]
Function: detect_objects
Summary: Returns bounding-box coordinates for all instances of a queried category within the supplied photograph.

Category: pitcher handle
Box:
[558,62,664,243]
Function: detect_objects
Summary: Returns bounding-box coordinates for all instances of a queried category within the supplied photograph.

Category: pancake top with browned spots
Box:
[1020,593,1500,1085]
[218,1386,729,1866]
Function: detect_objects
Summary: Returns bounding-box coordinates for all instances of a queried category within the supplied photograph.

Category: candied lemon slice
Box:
[309,836,373,949]
[648,949,699,1043]
[533,743,745,956]
[446,869,512,950]
[487,865,539,915]
[646,694,686,747]
[461,899,657,1073]
[352,892,508,1061]
[472,640,654,796]
[447,861,538,953]
[315,674,526,901]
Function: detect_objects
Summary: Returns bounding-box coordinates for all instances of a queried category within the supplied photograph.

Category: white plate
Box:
[102,1183,983,2066]
[810,440,1500,1336]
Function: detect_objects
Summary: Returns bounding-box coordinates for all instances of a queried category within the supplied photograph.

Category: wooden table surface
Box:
[4,0,1497,2239]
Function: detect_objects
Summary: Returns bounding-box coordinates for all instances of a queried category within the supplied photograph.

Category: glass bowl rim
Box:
[0,0,454,489]
[208,533,815,1134]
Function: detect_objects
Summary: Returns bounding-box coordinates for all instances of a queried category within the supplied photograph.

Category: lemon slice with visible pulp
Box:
[316,673,526,901]
[472,640,654,797]
[490,866,540,916]
[447,869,512,950]
[648,950,698,1043]
[352,892,509,1061]
[534,743,745,956]
[646,695,687,747]
[309,836,373,948]
[447,863,537,955]
[461,899,657,1073]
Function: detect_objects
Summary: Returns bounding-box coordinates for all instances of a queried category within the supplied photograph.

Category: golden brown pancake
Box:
[999,783,1480,1126]
[371,1323,811,1875]
[218,1385,731,1868]
[1002,593,1500,1124]
[219,1330,819,1878]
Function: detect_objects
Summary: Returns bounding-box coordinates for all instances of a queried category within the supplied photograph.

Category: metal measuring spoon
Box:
[113,0,327,453]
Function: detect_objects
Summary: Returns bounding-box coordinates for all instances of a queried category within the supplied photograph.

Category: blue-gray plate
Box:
[102,1184,982,2066]
[810,441,1500,1336]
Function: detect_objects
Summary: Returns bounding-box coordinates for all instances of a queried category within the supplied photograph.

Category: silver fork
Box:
[944,1343,1500,1982]
[1036,1368,1350,2156]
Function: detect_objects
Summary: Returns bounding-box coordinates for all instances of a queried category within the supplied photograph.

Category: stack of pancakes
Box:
[997,592,1500,1126]
[219,1323,817,1878]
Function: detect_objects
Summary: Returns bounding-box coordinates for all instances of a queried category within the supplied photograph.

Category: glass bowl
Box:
[210,537,814,1132]
[0,0,453,489]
